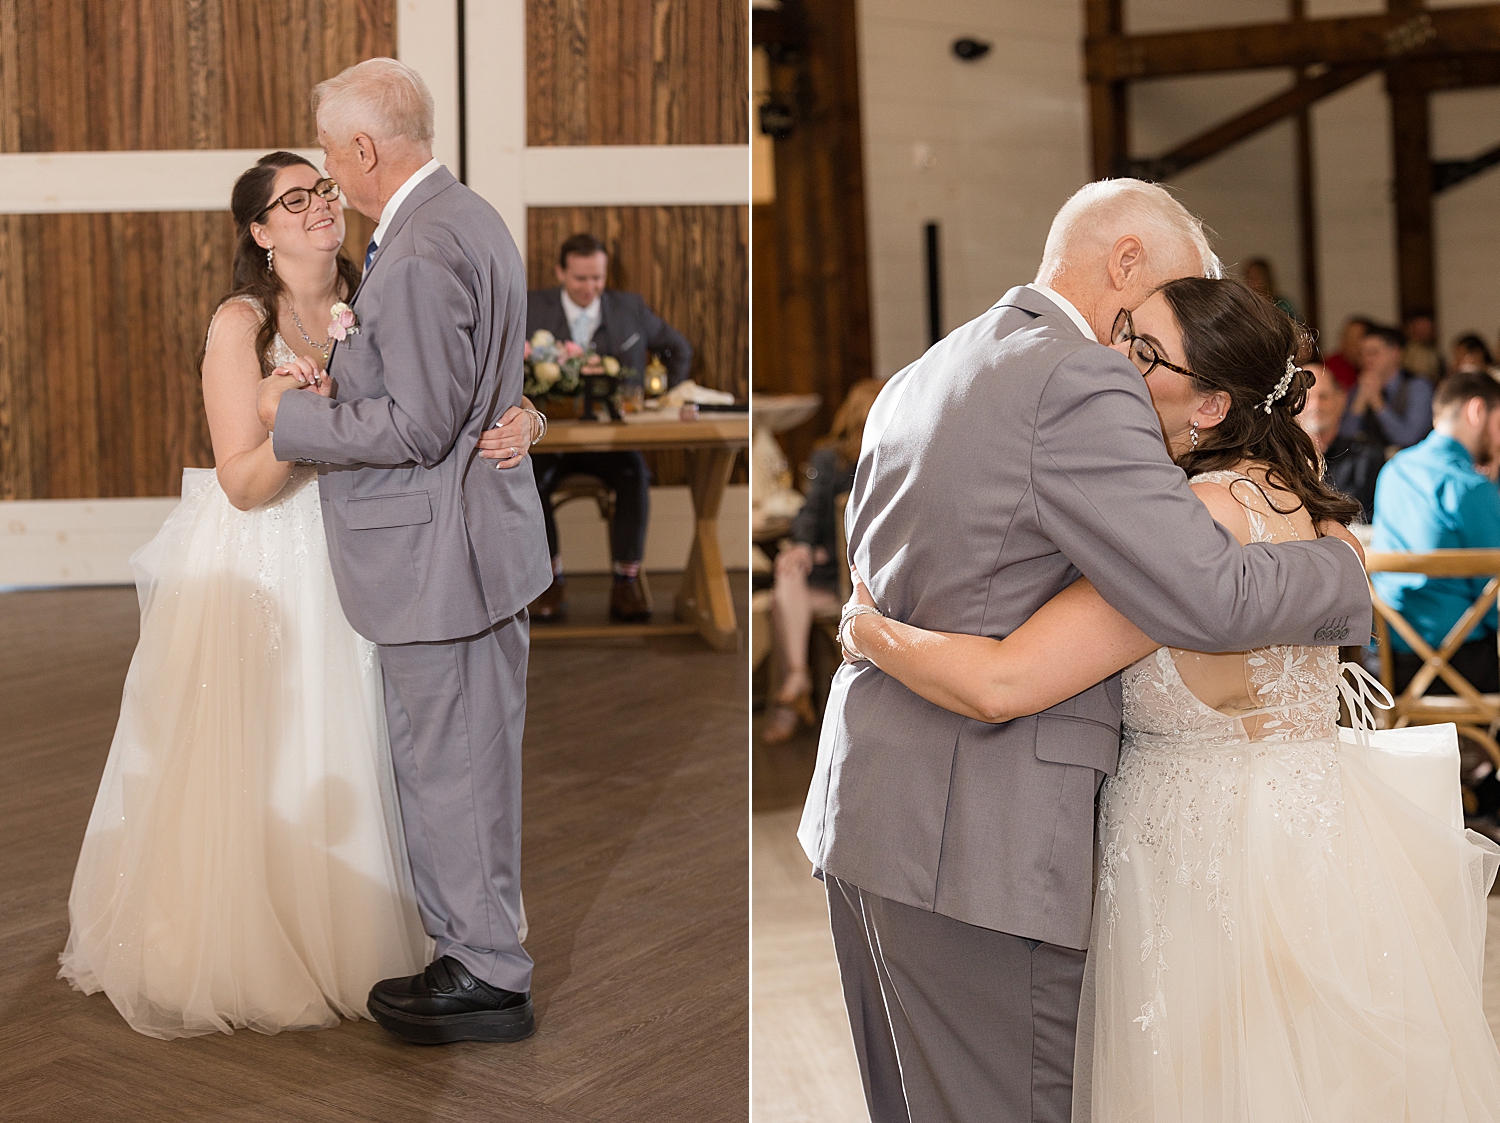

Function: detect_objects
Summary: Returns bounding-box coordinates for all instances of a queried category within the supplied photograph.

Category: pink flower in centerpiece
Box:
[524,340,532,359]
[562,340,584,358]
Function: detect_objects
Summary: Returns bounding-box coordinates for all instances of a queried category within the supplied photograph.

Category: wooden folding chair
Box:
[1365,548,1500,769]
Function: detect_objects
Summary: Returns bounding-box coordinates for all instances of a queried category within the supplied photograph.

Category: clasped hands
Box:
[254,355,539,468]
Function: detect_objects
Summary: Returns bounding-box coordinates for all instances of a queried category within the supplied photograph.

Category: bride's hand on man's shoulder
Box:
[1317,519,1366,567]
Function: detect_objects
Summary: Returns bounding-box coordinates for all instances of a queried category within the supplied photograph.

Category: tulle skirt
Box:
[1076,729,1500,1121]
[58,467,431,1039]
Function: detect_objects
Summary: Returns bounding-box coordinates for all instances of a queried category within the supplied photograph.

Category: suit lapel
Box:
[331,167,460,368]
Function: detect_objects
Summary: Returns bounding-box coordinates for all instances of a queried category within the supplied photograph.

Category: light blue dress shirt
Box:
[1371,430,1500,652]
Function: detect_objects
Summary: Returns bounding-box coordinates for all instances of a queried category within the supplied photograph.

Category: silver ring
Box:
[506,447,517,459]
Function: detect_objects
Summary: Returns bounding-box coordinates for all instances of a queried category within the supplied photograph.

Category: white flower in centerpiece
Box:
[532,361,562,387]
[531,329,555,348]
[601,355,620,376]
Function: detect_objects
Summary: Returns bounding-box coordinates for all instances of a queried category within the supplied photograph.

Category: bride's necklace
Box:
[289,304,332,362]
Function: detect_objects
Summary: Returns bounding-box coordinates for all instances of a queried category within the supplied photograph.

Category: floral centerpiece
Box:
[523,330,630,400]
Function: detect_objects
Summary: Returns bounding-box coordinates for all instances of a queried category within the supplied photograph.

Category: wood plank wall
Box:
[753,1,874,478]
[0,0,393,152]
[526,0,747,147]
[0,0,394,501]
[526,0,748,486]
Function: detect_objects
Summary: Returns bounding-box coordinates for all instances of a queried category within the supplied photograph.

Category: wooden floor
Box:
[751,708,1500,1123]
[0,576,748,1123]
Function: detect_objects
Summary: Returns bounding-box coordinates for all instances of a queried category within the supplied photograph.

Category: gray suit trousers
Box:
[378,613,533,992]
[827,875,1085,1123]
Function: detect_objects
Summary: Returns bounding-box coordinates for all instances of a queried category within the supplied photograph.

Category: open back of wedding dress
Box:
[58,307,431,1038]
[1075,469,1500,1122]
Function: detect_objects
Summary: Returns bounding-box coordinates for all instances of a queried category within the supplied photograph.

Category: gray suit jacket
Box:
[273,167,552,644]
[526,286,693,387]
[798,285,1372,951]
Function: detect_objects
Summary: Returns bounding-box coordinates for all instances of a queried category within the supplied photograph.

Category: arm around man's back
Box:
[1030,348,1371,652]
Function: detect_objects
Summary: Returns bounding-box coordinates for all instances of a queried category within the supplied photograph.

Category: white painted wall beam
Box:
[1,487,749,590]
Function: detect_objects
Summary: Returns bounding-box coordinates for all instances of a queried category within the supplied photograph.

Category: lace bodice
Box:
[1119,469,1341,746]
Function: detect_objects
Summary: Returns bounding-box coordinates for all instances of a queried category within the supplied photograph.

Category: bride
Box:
[839,276,1500,1119]
[59,151,538,1039]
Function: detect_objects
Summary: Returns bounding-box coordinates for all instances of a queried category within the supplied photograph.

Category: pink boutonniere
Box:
[329,301,359,341]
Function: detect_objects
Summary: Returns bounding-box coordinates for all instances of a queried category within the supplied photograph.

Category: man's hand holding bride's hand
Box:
[256,356,332,429]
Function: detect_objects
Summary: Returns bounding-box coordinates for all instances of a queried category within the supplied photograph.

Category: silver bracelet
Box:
[839,603,884,661]
[524,407,548,446]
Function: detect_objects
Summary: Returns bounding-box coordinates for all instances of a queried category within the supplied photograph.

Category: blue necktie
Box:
[364,238,377,274]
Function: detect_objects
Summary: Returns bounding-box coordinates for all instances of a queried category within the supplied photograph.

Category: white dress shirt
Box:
[1025,282,1098,342]
[559,290,602,348]
[371,157,442,248]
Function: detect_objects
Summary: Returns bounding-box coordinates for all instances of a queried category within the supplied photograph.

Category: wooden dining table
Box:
[529,413,749,651]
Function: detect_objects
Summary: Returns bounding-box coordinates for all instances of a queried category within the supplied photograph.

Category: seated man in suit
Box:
[528,233,693,622]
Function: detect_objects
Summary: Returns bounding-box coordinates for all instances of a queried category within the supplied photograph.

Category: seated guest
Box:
[527,233,693,623]
[1340,323,1433,450]
[1298,360,1384,522]
[1451,333,1494,375]
[1325,315,1371,391]
[764,379,882,744]
[1372,371,1500,695]
[1402,308,1445,383]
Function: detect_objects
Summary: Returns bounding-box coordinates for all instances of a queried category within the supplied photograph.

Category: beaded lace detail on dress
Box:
[1099,468,1344,1042]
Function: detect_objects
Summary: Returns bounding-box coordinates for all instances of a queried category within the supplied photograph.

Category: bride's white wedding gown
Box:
[58,325,431,1039]
[1076,470,1500,1121]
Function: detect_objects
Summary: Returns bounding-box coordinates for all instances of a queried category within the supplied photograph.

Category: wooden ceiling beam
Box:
[1123,61,1376,180]
[1401,51,1500,91]
[1086,4,1500,82]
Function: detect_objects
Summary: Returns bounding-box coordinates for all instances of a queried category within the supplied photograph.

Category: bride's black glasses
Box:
[1111,308,1196,380]
[260,178,341,219]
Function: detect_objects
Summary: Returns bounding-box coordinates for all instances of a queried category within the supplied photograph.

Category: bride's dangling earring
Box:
[1190,419,1200,449]
[266,245,275,272]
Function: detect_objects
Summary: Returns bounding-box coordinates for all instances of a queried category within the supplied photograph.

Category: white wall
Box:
[856,0,1089,380]
[856,0,1500,368]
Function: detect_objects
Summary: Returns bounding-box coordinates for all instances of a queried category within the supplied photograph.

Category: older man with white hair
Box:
[258,58,552,1045]
[798,179,1371,1121]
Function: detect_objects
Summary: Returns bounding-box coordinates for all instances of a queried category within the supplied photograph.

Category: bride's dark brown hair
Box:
[204,151,360,375]
[1156,276,1362,528]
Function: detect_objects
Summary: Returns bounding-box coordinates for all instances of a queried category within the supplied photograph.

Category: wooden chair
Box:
[1365,548,1500,769]
[550,473,651,610]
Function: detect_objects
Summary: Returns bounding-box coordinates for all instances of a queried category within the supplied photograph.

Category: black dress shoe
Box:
[368,956,535,1045]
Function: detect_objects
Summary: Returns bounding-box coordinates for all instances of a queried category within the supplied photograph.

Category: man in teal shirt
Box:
[1372,371,1500,693]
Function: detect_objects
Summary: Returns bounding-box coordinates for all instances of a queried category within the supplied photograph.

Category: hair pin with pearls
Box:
[1262,358,1297,414]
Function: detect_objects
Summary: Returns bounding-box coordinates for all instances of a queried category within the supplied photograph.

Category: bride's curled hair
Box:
[208,151,360,374]
[1156,276,1362,528]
